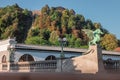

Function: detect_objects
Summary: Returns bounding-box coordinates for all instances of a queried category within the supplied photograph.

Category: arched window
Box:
[19,54,34,62]
[45,55,56,60]
[106,58,112,61]
[70,56,75,58]
[2,55,6,63]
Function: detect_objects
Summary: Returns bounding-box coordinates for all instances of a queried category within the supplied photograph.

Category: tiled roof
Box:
[114,47,120,52]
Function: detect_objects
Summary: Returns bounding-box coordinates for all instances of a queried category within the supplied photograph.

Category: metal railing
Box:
[103,60,120,70]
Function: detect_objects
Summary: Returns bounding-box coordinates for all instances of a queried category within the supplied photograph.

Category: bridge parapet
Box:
[2,60,57,72]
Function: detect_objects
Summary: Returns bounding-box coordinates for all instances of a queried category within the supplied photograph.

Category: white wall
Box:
[0,44,9,51]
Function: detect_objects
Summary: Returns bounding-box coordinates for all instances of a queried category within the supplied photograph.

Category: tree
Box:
[100,34,118,50]
[49,31,59,45]
[75,38,82,47]
[66,34,76,47]
[68,15,76,29]
[84,19,94,30]
[27,27,40,38]
[22,9,30,16]
[1,4,119,50]
[41,4,50,15]
[75,14,85,30]
[39,29,50,40]
[25,36,48,45]
[0,4,32,42]
[61,10,69,27]
[50,11,61,21]
[69,9,75,15]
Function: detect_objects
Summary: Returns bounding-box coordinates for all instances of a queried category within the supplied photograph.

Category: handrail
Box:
[10,60,57,72]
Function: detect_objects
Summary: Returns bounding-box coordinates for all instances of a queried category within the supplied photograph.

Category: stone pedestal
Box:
[62,45,105,74]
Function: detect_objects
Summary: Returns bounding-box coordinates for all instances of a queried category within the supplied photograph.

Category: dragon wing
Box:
[82,29,93,41]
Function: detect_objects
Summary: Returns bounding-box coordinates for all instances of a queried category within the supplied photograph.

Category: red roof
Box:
[114,47,120,52]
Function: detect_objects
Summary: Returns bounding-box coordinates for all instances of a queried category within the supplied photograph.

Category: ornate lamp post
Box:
[8,44,15,62]
[58,37,67,59]
[58,37,67,72]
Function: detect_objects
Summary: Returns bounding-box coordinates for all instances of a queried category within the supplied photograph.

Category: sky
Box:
[0,0,120,39]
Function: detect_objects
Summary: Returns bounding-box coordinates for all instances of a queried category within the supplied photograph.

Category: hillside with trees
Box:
[0,4,32,43]
[0,4,119,50]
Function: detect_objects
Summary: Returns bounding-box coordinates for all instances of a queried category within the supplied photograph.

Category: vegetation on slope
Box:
[0,4,119,50]
[0,4,32,43]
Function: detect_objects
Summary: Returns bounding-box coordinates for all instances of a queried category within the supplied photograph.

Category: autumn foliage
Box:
[0,4,119,50]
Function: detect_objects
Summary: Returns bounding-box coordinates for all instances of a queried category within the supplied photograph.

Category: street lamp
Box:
[8,44,15,62]
[58,37,67,59]
[58,37,67,72]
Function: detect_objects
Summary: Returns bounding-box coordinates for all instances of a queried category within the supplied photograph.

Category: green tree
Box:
[100,34,118,50]
[22,9,30,16]
[68,15,76,29]
[25,36,48,45]
[39,29,50,40]
[84,19,94,30]
[75,38,82,47]
[27,27,40,38]
[66,34,76,47]
[61,10,69,27]
[0,4,32,42]
[74,14,85,30]
[49,31,59,45]
[50,11,61,21]
[69,9,75,15]
[41,4,50,15]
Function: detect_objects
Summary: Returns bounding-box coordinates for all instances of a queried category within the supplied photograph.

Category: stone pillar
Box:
[96,45,105,73]
[56,59,62,72]
[0,63,2,72]
[7,62,10,72]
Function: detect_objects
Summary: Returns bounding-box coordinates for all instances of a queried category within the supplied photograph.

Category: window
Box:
[2,55,6,63]
[45,55,56,60]
[19,54,34,62]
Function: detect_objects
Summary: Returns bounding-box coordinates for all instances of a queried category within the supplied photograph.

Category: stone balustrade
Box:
[2,63,8,70]
[2,60,57,72]
[1,60,120,72]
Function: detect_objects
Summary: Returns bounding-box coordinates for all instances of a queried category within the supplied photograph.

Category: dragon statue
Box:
[82,28,103,45]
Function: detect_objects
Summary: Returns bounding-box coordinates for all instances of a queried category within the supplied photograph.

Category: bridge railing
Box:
[2,63,8,71]
[2,60,57,72]
[103,60,120,70]
[2,60,120,72]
